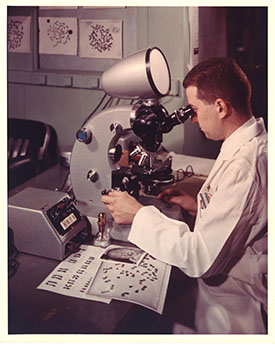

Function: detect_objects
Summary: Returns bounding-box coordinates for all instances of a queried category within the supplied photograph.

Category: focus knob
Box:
[108,144,122,163]
[76,128,92,144]
[87,169,99,183]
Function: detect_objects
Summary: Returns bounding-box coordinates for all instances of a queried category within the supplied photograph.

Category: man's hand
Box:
[157,188,197,216]
[101,190,143,224]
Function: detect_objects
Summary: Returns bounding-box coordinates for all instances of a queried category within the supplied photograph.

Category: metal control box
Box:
[8,187,89,260]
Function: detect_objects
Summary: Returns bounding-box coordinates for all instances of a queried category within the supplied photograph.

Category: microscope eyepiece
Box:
[162,104,195,133]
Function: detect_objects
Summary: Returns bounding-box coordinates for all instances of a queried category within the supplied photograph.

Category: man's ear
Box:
[215,98,231,118]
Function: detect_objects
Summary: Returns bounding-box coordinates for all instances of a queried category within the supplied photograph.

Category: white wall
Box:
[8,6,191,153]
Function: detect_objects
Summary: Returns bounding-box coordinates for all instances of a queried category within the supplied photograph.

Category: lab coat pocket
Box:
[198,185,214,217]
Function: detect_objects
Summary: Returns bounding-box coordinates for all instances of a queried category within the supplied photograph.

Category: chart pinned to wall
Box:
[39,17,77,55]
[8,16,32,53]
[187,7,199,70]
[79,19,122,59]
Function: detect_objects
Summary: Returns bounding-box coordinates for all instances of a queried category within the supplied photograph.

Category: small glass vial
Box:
[93,212,111,248]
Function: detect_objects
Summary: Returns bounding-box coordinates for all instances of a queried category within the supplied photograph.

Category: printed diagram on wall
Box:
[187,7,199,70]
[79,19,122,59]
[38,17,77,55]
[8,16,31,53]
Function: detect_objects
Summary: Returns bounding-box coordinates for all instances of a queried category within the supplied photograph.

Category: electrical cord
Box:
[81,93,108,127]
[81,94,122,128]
[174,165,194,182]
[102,96,114,110]
[54,169,71,193]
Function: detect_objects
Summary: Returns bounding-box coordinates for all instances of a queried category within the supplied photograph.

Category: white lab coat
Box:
[128,117,267,334]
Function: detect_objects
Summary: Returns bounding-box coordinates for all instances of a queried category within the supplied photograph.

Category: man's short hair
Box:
[183,57,252,115]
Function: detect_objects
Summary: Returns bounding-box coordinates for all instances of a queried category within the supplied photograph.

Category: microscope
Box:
[70,47,194,240]
[8,47,195,259]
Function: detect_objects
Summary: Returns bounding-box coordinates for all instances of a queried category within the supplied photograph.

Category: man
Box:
[102,57,267,334]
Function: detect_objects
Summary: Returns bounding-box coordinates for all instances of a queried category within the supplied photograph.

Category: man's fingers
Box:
[158,190,182,202]
[169,196,182,204]
[108,190,126,196]
[101,195,111,204]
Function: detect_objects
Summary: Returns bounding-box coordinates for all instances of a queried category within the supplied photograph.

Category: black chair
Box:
[8,118,58,190]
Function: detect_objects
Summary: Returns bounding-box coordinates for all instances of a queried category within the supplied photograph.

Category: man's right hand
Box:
[157,188,197,216]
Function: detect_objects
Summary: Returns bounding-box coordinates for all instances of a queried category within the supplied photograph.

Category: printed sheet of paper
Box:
[37,244,171,314]
[38,16,77,55]
[8,16,31,53]
[87,253,171,314]
[79,19,122,59]
[37,245,111,303]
